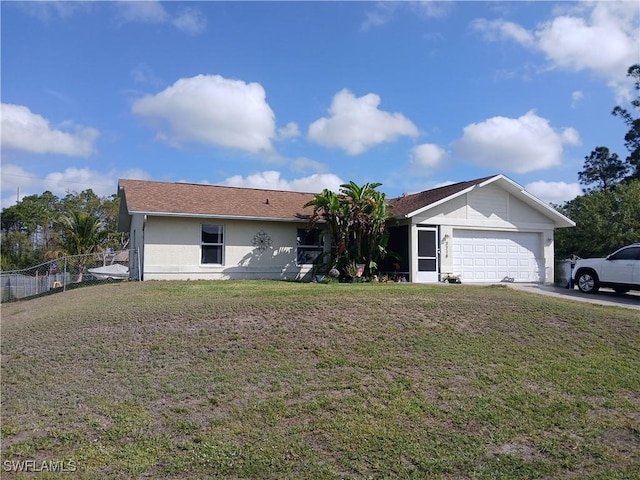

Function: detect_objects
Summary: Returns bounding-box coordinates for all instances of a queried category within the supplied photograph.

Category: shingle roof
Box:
[118,179,317,221]
[119,176,500,222]
[118,174,575,230]
[388,176,496,217]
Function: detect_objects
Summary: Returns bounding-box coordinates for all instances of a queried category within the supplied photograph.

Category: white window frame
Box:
[201,224,224,265]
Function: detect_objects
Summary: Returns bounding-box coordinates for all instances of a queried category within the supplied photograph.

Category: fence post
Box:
[63,257,67,292]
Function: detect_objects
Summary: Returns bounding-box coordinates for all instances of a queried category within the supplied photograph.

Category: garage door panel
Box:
[453,230,541,283]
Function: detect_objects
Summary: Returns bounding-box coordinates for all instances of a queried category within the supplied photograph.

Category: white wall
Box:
[141,216,317,281]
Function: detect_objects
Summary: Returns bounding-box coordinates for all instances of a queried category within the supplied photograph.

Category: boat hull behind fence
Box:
[1,249,139,302]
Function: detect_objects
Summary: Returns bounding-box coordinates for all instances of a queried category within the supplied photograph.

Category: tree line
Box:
[1,190,125,271]
[555,64,640,259]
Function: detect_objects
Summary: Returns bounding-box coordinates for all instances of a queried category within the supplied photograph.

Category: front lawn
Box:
[1,281,638,479]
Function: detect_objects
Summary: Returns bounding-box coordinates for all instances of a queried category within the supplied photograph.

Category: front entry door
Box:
[417,227,439,282]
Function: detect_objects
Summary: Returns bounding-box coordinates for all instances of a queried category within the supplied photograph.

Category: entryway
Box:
[417,226,438,282]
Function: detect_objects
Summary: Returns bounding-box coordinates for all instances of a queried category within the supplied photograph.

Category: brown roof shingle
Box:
[119,175,500,224]
[118,179,317,221]
[388,176,496,217]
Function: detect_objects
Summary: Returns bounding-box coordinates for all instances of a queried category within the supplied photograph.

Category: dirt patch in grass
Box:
[489,436,543,462]
[602,427,640,456]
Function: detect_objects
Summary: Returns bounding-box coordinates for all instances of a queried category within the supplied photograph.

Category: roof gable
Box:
[389,174,575,228]
[118,179,316,222]
[388,176,495,217]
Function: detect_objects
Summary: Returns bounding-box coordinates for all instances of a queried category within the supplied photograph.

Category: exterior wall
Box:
[141,216,318,281]
[129,214,145,281]
[408,186,558,284]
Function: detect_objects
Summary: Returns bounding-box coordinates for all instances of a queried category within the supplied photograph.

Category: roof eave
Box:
[127,210,311,223]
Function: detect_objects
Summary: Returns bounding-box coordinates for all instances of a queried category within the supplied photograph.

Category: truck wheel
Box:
[576,270,600,294]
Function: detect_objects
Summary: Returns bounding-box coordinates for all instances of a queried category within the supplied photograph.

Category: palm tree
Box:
[304,189,349,265]
[58,211,104,281]
[363,189,392,275]
[306,181,392,278]
[339,181,390,273]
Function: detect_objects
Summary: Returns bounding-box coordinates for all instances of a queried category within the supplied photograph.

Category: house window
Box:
[201,224,224,264]
[297,228,324,264]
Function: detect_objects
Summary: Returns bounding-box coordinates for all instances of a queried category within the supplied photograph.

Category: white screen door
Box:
[417,227,439,282]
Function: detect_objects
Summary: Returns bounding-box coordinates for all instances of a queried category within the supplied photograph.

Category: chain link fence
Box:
[1,249,139,302]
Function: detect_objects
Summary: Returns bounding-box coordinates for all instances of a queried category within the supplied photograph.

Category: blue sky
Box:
[2,1,639,209]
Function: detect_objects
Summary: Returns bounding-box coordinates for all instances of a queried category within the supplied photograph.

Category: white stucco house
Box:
[117,175,574,284]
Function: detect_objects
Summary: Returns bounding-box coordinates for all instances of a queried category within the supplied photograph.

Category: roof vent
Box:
[265,198,270,205]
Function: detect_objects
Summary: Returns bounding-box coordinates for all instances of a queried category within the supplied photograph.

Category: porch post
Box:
[409,223,417,283]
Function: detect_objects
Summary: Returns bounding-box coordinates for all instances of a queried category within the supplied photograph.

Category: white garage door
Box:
[452,230,542,283]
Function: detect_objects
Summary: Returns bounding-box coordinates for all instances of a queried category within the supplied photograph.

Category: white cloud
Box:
[43,167,150,198]
[114,1,205,34]
[0,164,150,208]
[308,89,418,155]
[289,174,345,193]
[172,7,206,35]
[17,1,91,22]
[0,164,40,207]
[290,157,327,173]
[411,1,453,19]
[525,180,582,205]
[1,103,99,157]
[472,18,534,46]
[362,1,451,31]
[222,170,343,193]
[536,2,638,79]
[453,110,580,173]
[131,74,276,153]
[130,63,162,86]
[409,143,448,175]
[361,2,399,31]
[115,0,168,24]
[433,180,455,189]
[277,122,301,140]
[571,90,584,108]
[473,2,639,91]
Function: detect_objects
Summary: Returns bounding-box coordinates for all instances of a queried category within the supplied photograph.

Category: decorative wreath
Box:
[252,230,272,252]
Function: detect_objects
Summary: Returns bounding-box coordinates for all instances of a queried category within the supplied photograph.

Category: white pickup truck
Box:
[572,243,640,294]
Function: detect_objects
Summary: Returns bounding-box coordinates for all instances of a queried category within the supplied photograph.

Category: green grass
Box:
[1,281,639,479]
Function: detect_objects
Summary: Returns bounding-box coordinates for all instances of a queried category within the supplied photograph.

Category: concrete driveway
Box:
[507,283,640,311]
